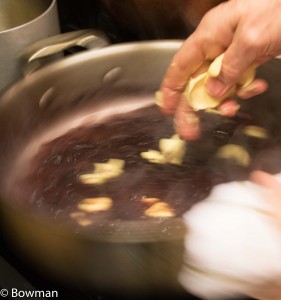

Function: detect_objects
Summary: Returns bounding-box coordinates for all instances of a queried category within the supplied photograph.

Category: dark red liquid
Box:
[15,106,281,224]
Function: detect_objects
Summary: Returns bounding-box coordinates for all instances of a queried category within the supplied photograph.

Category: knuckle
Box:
[199,30,213,47]
[195,8,227,58]
[201,9,215,25]
[201,3,224,25]
[240,28,263,51]
[220,63,241,82]
[193,30,216,58]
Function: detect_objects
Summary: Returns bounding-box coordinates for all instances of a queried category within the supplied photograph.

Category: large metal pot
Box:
[0,0,60,94]
[0,32,281,298]
[0,34,188,296]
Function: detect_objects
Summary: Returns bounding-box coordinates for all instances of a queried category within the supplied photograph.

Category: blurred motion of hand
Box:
[160,0,281,140]
[251,171,281,229]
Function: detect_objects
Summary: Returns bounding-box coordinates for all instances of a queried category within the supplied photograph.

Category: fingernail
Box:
[218,101,240,117]
[237,82,260,99]
[206,78,229,98]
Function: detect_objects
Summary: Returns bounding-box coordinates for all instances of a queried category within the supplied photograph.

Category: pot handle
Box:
[21,29,110,75]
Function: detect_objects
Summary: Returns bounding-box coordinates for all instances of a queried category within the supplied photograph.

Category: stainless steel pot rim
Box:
[38,39,184,72]
[7,204,187,243]
[1,40,184,101]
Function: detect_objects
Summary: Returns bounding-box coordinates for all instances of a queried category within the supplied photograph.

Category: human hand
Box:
[160,0,281,140]
[251,170,281,228]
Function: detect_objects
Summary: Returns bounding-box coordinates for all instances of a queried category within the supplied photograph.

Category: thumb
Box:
[206,40,257,98]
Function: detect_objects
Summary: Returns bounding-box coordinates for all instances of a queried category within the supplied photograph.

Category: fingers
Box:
[217,99,240,117]
[174,98,240,141]
[160,36,205,115]
[174,98,201,141]
[158,0,277,142]
[207,79,267,119]
[250,171,281,190]
[205,77,235,98]
[205,18,262,98]
[237,79,268,99]
[159,1,236,115]
[250,171,281,224]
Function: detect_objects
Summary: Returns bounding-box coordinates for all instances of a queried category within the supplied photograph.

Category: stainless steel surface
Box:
[0,0,52,31]
[0,0,60,94]
[22,30,110,75]
[0,41,187,294]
